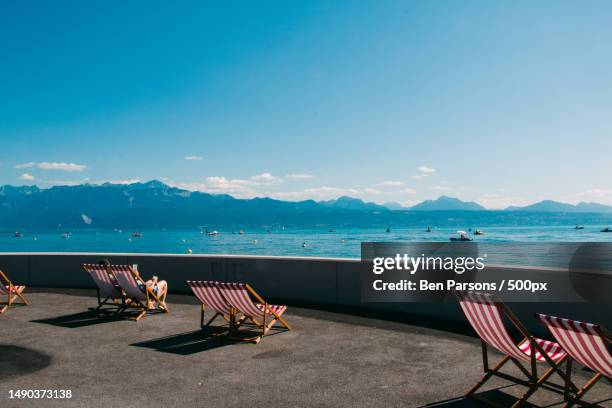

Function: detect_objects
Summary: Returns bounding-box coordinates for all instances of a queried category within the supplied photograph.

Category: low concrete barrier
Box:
[0,252,609,334]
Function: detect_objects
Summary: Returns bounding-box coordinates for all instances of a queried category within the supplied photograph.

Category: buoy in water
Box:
[187,249,193,254]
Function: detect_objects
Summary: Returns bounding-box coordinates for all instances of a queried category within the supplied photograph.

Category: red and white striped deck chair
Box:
[82,263,126,314]
[217,282,290,343]
[0,269,28,314]
[456,291,569,407]
[186,280,238,328]
[111,265,169,321]
[536,313,612,407]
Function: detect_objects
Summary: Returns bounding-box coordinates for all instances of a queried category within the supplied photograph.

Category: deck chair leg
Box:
[467,355,511,396]
[564,373,603,408]
[564,358,573,402]
[276,315,291,330]
[514,364,559,407]
[96,296,111,311]
[205,312,222,327]
[133,309,147,321]
[15,292,28,305]
[113,304,126,316]
[0,305,7,314]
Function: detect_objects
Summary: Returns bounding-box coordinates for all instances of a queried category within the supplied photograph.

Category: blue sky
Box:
[1,1,611,208]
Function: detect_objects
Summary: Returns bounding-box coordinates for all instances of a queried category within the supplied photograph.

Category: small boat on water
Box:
[450,231,472,242]
[239,230,245,235]
[329,229,336,233]
[386,228,391,233]
[474,229,485,235]
[14,231,22,238]
[61,232,71,239]
[426,226,431,232]
[131,232,142,238]
[601,228,612,233]
[575,226,584,230]
[207,230,218,236]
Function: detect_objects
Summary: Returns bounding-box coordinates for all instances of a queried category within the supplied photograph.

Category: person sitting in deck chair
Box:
[132,265,168,306]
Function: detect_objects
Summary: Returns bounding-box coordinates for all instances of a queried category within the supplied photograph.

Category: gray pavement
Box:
[1,291,610,408]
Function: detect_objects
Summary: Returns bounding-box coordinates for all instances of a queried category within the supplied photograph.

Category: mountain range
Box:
[1,181,612,229]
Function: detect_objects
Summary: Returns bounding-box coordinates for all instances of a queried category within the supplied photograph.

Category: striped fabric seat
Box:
[217,282,285,318]
[186,280,231,316]
[518,337,567,362]
[256,303,287,315]
[457,291,566,363]
[215,282,291,343]
[0,269,29,314]
[111,265,147,301]
[0,285,25,295]
[83,264,123,299]
[537,314,612,378]
[110,264,169,321]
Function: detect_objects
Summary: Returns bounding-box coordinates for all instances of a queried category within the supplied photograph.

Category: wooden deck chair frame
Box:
[185,280,253,333]
[82,263,127,316]
[0,269,29,314]
[218,282,291,344]
[455,291,571,408]
[536,313,612,408]
[111,265,169,321]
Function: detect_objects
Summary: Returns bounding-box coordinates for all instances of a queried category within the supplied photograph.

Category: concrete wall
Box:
[0,252,609,334]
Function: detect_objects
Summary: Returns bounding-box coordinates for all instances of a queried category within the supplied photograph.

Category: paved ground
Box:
[1,290,610,408]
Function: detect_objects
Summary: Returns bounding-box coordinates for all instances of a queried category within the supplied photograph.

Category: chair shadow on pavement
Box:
[30,309,123,328]
[420,389,540,408]
[130,327,237,355]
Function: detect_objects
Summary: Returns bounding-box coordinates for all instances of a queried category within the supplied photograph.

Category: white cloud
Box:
[15,161,87,172]
[109,178,141,185]
[418,166,436,174]
[378,180,404,187]
[285,173,313,180]
[166,176,256,198]
[431,185,451,192]
[250,172,282,184]
[184,155,203,161]
[399,188,417,194]
[18,173,35,181]
[363,188,381,195]
[412,174,427,180]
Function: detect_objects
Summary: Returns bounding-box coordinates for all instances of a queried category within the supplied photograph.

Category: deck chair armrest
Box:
[245,284,268,305]
[496,300,531,339]
[0,269,11,286]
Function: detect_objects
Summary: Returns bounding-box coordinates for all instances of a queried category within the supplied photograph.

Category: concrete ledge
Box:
[0,253,610,335]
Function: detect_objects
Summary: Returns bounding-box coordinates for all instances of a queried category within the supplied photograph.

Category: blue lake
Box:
[2,225,612,258]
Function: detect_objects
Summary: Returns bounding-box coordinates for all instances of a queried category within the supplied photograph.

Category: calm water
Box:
[2,225,612,258]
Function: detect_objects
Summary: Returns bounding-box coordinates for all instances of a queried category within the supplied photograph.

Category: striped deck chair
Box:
[186,280,236,328]
[536,313,611,407]
[0,269,28,314]
[111,265,169,321]
[82,263,126,314]
[456,291,569,407]
[217,282,290,343]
